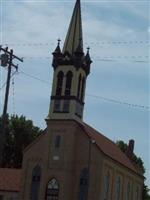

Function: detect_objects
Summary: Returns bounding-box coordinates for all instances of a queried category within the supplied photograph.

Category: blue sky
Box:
[0,0,149,187]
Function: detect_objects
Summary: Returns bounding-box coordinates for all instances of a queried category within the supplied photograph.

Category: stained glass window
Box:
[31,165,41,200]
[79,168,89,200]
[103,172,110,200]
[126,181,131,200]
[115,177,121,200]
[46,178,59,200]
[135,186,139,200]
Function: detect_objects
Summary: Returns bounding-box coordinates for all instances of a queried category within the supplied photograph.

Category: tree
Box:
[143,185,150,200]
[0,115,43,168]
[116,140,150,200]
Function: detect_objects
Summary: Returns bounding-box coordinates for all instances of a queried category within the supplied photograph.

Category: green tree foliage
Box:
[143,185,150,200]
[0,115,42,168]
[116,140,150,200]
[116,140,145,173]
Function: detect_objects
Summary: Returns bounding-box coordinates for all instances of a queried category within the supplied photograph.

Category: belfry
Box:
[48,0,92,121]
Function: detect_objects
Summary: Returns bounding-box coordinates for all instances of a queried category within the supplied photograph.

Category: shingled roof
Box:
[79,122,141,175]
[0,168,21,192]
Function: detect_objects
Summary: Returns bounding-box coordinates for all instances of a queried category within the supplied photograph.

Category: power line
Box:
[22,56,149,63]
[1,70,148,110]
[23,55,149,59]
[19,70,50,84]
[18,70,149,110]
[1,40,149,46]
[87,94,149,110]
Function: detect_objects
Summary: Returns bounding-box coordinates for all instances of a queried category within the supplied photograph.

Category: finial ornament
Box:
[57,39,61,46]
[87,47,90,53]
[85,46,92,66]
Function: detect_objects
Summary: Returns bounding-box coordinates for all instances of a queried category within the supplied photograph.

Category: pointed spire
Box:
[75,37,84,56]
[62,0,83,55]
[85,47,92,64]
[53,39,61,55]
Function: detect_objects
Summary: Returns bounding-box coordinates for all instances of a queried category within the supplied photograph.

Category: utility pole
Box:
[0,46,23,167]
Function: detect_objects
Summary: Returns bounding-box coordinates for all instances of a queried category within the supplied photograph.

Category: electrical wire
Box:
[87,94,149,110]
[22,56,149,63]
[19,70,50,84]
[18,70,149,110]
[1,69,148,110]
[1,40,149,47]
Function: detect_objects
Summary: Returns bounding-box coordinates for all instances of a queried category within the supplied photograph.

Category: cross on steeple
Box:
[87,47,90,53]
[57,39,61,46]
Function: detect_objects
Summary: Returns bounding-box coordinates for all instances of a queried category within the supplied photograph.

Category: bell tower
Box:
[48,0,92,121]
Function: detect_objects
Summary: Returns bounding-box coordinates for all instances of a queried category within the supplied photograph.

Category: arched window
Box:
[77,74,82,99]
[103,172,110,200]
[56,71,64,96]
[126,181,131,200]
[135,186,139,200]
[79,168,89,200]
[46,178,59,200]
[115,177,121,200]
[65,71,73,96]
[80,77,85,102]
[31,165,41,200]
[55,135,61,148]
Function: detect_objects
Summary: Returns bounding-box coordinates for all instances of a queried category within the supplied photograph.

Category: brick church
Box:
[0,0,144,199]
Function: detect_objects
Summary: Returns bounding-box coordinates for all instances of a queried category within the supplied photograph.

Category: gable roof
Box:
[0,168,21,192]
[79,122,141,175]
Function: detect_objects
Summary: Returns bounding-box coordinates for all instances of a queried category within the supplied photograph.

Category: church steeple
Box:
[48,0,92,121]
[63,0,83,55]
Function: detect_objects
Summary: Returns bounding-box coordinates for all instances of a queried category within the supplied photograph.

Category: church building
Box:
[0,0,144,200]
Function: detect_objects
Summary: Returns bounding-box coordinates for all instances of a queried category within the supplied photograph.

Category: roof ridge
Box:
[83,122,117,145]
[23,128,47,153]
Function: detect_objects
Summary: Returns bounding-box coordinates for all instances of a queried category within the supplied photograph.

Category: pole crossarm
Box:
[0,45,23,63]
